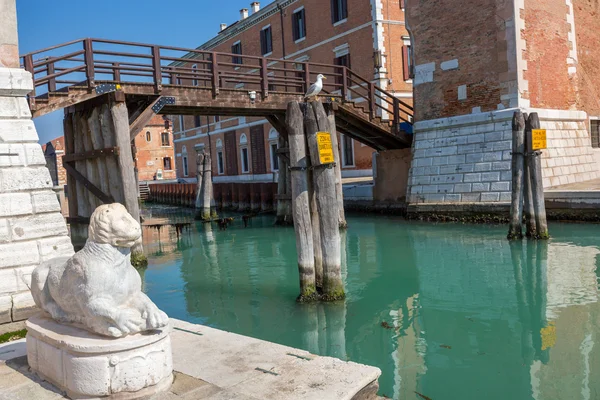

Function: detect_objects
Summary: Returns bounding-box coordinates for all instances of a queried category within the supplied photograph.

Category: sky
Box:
[17,0,275,144]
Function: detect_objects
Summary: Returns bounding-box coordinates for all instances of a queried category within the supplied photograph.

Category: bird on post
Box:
[305,74,327,100]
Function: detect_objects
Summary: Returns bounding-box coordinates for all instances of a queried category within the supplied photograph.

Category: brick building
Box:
[405,0,600,205]
[42,136,66,187]
[134,115,176,182]
[172,0,412,185]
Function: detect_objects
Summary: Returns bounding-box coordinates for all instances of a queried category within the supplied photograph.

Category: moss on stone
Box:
[321,286,346,302]
[296,286,319,303]
[131,252,148,269]
[0,329,27,344]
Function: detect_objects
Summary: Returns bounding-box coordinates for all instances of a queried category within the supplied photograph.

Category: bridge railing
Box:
[21,38,413,132]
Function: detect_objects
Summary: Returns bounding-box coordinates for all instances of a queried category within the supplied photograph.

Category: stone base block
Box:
[26,313,173,399]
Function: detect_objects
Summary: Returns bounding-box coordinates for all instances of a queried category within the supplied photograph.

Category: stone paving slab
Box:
[0,318,381,400]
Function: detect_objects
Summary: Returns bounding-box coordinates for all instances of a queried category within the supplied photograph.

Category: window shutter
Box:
[400,0,405,9]
[250,125,266,174]
[402,45,410,81]
[292,13,298,40]
[260,30,265,55]
[341,0,348,19]
[331,0,336,23]
[224,131,238,175]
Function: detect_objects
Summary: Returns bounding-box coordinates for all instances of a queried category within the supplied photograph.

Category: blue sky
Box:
[17,0,274,143]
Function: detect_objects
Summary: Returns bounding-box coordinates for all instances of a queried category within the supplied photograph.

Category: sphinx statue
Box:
[31,203,169,337]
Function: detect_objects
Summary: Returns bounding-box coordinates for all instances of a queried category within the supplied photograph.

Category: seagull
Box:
[305,74,327,100]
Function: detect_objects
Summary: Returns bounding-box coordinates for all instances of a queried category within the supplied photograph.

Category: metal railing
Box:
[21,38,413,133]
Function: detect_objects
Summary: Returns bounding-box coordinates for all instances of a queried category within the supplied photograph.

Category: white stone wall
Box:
[408,108,600,203]
[0,67,73,328]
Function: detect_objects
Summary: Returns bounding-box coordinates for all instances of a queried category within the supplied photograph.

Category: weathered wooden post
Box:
[275,135,293,225]
[508,111,525,240]
[305,101,345,301]
[308,170,323,290]
[523,114,537,237]
[286,101,317,301]
[325,105,347,229]
[527,113,549,239]
[195,149,215,220]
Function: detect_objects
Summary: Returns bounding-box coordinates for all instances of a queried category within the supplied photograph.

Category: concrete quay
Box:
[0,319,381,400]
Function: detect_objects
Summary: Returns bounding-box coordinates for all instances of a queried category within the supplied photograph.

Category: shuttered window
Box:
[292,9,306,41]
[232,42,242,65]
[402,45,413,81]
[250,125,267,174]
[260,26,273,55]
[331,0,348,23]
[334,54,350,86]
[224,131,238,175]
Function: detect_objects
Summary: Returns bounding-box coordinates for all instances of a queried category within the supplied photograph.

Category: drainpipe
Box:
[278,2,287,58]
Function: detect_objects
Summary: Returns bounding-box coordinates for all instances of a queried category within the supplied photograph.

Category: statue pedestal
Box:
[26,313,173,399]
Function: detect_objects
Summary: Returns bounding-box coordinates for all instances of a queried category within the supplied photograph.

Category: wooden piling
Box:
[326,105,347,229]
[286,101,317,301]
[308,169,323,290]
[305,101,344,301]
[195,151,212,220]
[276,135,293,225]
[63,113,85,251]
[527,113,549,239]
[111,100,146,266]
[508,111,525,240]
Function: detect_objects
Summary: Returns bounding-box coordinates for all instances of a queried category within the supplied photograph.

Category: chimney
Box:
[220,23,228,31]
[250,2,260,14]
[240,8,249,20]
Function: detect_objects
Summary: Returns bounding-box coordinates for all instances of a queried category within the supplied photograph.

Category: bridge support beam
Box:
[64,94,146,267]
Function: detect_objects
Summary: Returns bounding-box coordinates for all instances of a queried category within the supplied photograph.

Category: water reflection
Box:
[143,213,600,400]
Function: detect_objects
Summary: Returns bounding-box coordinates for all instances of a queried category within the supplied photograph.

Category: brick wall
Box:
[0,67,74,331]
[573,0,600,117]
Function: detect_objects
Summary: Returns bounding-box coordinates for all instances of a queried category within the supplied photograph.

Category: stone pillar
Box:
[0,0,74,334]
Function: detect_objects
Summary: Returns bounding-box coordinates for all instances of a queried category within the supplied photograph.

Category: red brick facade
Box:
[172,0,412,183]
[133,115,176,182]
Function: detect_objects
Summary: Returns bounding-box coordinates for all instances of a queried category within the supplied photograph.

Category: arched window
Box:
[268,129,279,171]
[216,139,224,175]
[145,131,151,142]
[182,145,189,177]
[239,133,249,173]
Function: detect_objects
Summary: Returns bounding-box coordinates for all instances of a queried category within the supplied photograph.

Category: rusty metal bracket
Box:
[62,146,120,163]
[63,162,115,204]
[151,96,176,113]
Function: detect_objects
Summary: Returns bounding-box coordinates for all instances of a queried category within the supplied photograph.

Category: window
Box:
[194,115,201,127]
[341,134,354,167]
[402,38,414,81]
[179,115,185,131]
[331,0,347,24]
[240,133,250,173]
[215,115,220,123]
[145,131,151,142]
[161,131,170,146]
[592,119,600,148]
[164,119,170,129]
[292,8,306,41]
[269,129,279,171]
[163,157,172,170]
[216,139,225,175]
[182,146,189,177]
[232,41,242,65]
[334,53,350,86]
[260,26,273,56]
[192,64,198,86]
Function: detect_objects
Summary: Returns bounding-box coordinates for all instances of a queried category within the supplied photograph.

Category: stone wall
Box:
[0,66,74,332]
[407,108,599,203]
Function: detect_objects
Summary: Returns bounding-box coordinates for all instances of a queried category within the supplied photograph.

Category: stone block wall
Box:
[0,67,74,332]
[407,108,599,203]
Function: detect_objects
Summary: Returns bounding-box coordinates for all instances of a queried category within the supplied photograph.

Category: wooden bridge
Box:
[21,38,413,151]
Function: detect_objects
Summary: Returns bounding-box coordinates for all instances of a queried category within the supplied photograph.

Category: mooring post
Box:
[325,105,347,229]
[286,101,317,301]
[195,151,206,219]
[308,168,323,290]
[305,101,344,301]
[275,135,293,225]
[522,113,537,237]
[527,113,549,239]
[508,110,525,240]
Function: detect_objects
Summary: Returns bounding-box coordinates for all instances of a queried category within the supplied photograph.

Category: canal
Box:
[141,206,600,399]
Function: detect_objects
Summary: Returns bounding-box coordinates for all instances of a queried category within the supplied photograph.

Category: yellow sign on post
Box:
[532,129,547,150]
[317,132,335,164]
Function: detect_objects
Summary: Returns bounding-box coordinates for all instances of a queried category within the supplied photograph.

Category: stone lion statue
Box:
[31,203,169,338]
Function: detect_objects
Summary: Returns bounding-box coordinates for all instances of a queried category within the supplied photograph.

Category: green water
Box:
[142,208,600,399]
